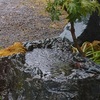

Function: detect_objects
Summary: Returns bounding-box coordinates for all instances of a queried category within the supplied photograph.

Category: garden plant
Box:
[46,0,100,57]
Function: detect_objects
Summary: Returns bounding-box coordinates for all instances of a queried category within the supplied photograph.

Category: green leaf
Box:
[46,0,100,22]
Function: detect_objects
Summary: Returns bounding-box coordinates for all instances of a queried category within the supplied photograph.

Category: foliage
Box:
[0,42,26,57]
[46,0,100,22]
[46,0,100,57]
[0,46,2,50]
[0,96,2,100]
[81,41,100,64]
[72,41,100,64]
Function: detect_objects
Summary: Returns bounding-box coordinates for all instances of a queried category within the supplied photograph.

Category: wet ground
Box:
[0,0,67,48]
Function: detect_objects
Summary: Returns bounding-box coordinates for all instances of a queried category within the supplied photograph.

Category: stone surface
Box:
[60,18,89,42]
[77,11,100,46]
[0,37,100,100]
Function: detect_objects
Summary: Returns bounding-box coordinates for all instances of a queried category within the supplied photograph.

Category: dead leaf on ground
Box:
[0,42,26,57]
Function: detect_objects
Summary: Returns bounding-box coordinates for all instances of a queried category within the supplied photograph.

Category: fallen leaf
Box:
[0,42,26,57]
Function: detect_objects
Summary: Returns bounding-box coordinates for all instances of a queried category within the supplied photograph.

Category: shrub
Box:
[46,0,100,56]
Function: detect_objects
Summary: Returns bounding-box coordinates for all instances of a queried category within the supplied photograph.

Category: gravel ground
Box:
[0,0,67,48]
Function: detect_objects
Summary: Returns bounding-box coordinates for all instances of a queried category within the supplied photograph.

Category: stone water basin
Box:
[0,37,100,100]
[25,48,73,81]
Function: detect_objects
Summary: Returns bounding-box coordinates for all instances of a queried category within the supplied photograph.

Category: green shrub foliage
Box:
[46,0,100,22]
[46,0,100,57]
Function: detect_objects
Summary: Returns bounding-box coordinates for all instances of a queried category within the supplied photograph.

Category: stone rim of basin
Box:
[0,37,100,100]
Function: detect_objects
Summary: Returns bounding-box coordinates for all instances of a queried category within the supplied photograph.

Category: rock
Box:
[32,40,43,48]
[23,42,33,51]
[0,37,100,100]
[77,11,100,46]
[59,19,88,42]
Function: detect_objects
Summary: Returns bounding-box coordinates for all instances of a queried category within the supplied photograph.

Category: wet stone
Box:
[0,37,100,100]
[23,42,33,51]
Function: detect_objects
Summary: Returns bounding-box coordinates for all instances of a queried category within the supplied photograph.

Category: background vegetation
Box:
[46,0,100,64]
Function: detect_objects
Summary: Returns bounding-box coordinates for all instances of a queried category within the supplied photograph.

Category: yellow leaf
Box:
[0,42,26,57]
